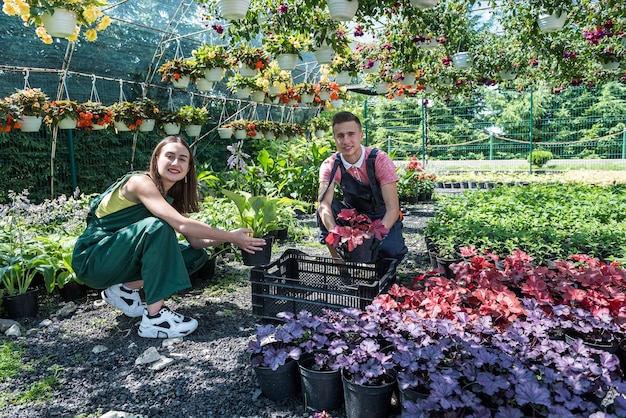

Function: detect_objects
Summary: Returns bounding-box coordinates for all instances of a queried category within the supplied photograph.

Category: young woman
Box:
[72,136,266,339]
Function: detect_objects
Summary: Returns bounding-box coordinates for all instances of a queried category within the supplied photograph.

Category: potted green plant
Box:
[263,32,312,70]
[177,105,209,137]
[76,101,113,130]
[1,0,111,43]
[44,99,82,129]
[109,100,144,132]
[229,44,270,75]
[192,43,231,81]
[157,109,183,135]
[226,73,258,99]
[0,97,22,132]
[157,58,196,88]
[9,87,51,132]
[221,189,282,265]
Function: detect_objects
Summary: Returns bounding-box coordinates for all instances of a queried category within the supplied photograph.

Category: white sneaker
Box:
[138,307,198,339]
[101,284,146,317]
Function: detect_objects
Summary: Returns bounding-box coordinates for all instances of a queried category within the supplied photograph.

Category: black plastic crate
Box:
[250,248,397,320]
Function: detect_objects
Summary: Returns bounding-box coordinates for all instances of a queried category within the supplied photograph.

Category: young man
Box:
[317,111,407,263]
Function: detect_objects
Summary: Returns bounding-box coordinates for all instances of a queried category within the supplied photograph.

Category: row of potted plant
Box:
[247,248,626,416]
[218,119,307,141]
[425,182,626,264]
[396,156,437,202]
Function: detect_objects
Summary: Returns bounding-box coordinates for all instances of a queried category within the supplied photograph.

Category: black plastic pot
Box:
[298,352,343,412]
[3,289,38,318]
[342,370,396,418]
[253,358,301,402]
[59,281,89,302]
[242,236,274,266]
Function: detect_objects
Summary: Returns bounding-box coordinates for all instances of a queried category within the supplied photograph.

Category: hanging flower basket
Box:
[234,87,251,99]
[139,119,155,132]
[195,78,214,92]
[216,0,251,20]
[375,82,390,94]
[314,46,335,64]
[600,60,620,70]
[499,68,517,80]
[171,74,191,89]
[327,0,359,21]
[57,117,78,129]
[251,91,266,102]
[185,124,202,137]
[19,116,43,133]
[362,60,380,74]
[234,129,247,139]
[239,65,258,77]
[409,0,438,8]
[40,8,77,38]
[218,127,233,139]
[452,52,472,69]
[276,54,298,71]
[330,99,344,108]
[300,93,315,104]
[537,11,567,33]
[163,123,181,135]
[204,67,225,82]
[334,71,352,85]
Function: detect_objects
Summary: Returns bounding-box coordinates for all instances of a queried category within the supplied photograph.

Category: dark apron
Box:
[72,172,207,304]
[318,150,408,262]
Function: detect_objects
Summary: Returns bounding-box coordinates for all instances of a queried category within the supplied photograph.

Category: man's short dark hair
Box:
[332,111,361,129]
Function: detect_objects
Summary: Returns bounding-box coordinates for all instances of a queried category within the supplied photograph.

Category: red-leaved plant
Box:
[325,208,389,252]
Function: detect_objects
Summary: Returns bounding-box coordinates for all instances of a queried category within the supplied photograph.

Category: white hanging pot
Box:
[171,75,191,89]
[251,91,266,102]
[330,99,344,108]
[267,85,282,96]
[216,0,251,20]
[139,119,155,132]
[218,127,233,139]
[417,38,439,49]
[57,117,78,130]
[163,123,181,135]
[410,0,438,8]
[264,131,275,140]
[113,121,132,132]
[452,52,472,69]
[239,65,257,77]
[300,93,315,104]
[279,134,289,141]
[40,8,77,38]
[600,60,620,70]
[375,82,390,95]
[19,116,43,132]
[234,87,251,99]
[315,129,326,138]
[234,129,247,139]
[196,78,214,92]
[537,11,567,33]
[314,46,335,64]
[276,53,298,71]
[185,124,202,137]
[327,0,359,21]
[204,67,225,82]
[499,69,517,80]
[318,90,331,101]
[334,71,352,85]
[362,60,380,74]
[402,73,416,85]
[90,123,108,131]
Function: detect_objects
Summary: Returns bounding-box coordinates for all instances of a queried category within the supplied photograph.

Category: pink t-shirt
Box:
[319,147,399,187]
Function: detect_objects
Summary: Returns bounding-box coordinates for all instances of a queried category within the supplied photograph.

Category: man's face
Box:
[332,120,363,163]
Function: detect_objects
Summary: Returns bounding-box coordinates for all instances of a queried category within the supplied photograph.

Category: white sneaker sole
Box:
[101,289,145,318]
[138,320,198,339]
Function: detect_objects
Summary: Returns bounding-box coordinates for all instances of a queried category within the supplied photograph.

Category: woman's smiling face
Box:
[157,142,190,186]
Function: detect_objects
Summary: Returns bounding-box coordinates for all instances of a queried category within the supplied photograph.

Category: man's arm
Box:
[380,182,400,230]
[317,180,336,232]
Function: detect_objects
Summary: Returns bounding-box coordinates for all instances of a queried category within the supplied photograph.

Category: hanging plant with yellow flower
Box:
[2,0,111,44]
[263,32,312,59]
[255,61,293,95]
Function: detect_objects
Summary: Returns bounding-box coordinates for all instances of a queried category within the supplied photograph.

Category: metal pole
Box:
[489,134,494,161]
[67,129,77,191]
[421,100,426,165]
[529,90,534,174]
[621,129,626,159]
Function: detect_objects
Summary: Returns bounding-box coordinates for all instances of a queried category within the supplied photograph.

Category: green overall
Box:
[72,172,208,305]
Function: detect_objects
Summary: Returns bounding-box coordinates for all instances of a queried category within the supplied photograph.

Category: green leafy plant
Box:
[177,105,209,125]
[44,99,82,128]
[192,43,231,70]
[528,148,553,167]
[8,88,51,117]
[221,189,281,238]
[157,58,196,83]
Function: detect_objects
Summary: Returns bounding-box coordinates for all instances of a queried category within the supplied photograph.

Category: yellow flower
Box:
[208,51,217,59]
[82,6,101,24]
[84,28,97,41]
[96,15,111,30]
[35,26,47,37]
[2,3,18,16]
[68,27,79,41]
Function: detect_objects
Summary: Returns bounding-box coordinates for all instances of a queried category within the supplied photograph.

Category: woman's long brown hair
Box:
[149,136,200,214]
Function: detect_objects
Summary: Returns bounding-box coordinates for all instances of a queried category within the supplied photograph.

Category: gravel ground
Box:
[0,203,435,418]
